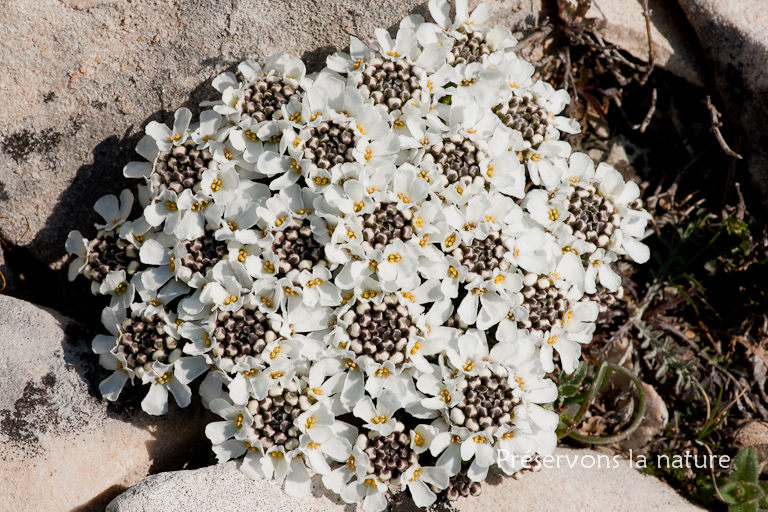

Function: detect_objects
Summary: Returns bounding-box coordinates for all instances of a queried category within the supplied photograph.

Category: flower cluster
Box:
[66,0,651,509]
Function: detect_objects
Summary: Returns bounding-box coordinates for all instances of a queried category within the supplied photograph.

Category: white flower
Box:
[418,370,463,410]
[525,140,570,189]
[200,166,240,204]
[326,37,378,74]
[294,403,337,442]
[509,359,558,404]
[361,359,412,398]
[93,189,134,231]
[460,427,497,481]
[65,230,89,281]
[352,390,401,436]
[529,81,581,137]
[377,239,420,290]
[300,432,352,476]
[505,228,554,274]
[98,351,135,401]
[585,248,621,293]
[538,328,583,374]
[374,26,418,61]
[456,277,510,329]
[446,330,489,377]
[205,398,255,444]
[70,11,658,508]
[140,361,194,416]
[143,189,184,232]
[494,422,539,475]
[227,356,266,404]
[430,427,468,476]
[297,267,341,308]
[137,237,177,289]
[145,108,193,151]
[401,463,449,507]
[131,278,189,318]
[99,270,135,314]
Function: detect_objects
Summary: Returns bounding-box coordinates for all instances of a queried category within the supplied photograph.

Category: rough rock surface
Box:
[0,0,546,277]
[676,0,768,202]
[106,447,702,512]
[619,382,669,453]
[0,294,214,512]
[735,420,768,449]
[586,0,706,86]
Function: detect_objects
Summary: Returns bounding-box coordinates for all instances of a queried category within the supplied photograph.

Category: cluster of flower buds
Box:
[67,1,651,510]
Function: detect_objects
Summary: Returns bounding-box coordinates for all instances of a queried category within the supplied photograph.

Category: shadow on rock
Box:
[56,312,217,511]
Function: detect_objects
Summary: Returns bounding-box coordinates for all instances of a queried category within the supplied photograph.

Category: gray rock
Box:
[107,461,355,512]
[107,447,703,512]
[676,0,768,202]
[0,0,542,270]
[0,294,214,512]
[587,0,707,86]
[735,420,768,449]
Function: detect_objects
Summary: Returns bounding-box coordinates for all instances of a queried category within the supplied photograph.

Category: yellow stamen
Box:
[155,371,172,385]
[370,414,388,424]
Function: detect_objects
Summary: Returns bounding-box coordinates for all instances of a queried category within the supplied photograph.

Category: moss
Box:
[1,128,63,163]
[0,372,57,456]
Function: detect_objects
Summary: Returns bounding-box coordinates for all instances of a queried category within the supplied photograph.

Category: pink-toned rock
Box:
[106,448,703,512]
[586,0,707,87]
[676,0,768,203]
[0,294,214,512]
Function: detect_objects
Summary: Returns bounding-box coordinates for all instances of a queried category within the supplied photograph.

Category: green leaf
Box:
[558,363,587,396]
[759,482,768,507]
[734,448,760,484]
[559,384,579,397]
[730,503,758,512]
[720,482,749,505]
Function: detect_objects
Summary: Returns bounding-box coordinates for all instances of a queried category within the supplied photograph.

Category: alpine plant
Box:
[67,0,652,509]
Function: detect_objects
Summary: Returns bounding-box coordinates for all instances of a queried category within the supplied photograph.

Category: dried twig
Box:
[510,23,554,55]
[705,96,742,160]
[632,87,657,133]
[698,441,727,503]
[638,0,655,85]
[0,215,30,249]
[734,182,746,222]
[564,46,578,101]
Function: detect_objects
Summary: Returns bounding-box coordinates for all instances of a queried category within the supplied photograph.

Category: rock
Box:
[471,0,554,31]
[586,0,706,87]
[0,0,543,271]
[106,447,702,512]
[735,421,768,475]
[735,420,768,449]
[106,461,350,512]
[675,0,768,202]
[0,294,214,512]
[619,382,669,454]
